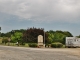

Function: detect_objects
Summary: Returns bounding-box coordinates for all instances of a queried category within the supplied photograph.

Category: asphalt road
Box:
[0,45,80,60]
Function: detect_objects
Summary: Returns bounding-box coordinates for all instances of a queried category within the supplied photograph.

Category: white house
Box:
[66,37,80,47]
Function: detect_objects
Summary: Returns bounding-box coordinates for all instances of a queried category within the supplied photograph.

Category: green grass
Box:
[0,37,3,43]
[0,42,30,47]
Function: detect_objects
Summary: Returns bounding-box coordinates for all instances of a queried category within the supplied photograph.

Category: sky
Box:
[0,0,80,36]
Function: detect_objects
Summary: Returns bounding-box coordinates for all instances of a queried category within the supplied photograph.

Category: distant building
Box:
[66,37,80,47]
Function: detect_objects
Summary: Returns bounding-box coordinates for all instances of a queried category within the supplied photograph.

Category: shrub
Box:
[51,42,63,48]
[28,43,37,47]
[2,38,8,44]
[25,43,29,47]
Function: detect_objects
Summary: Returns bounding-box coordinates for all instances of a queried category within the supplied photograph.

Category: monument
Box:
[38,35,44,47]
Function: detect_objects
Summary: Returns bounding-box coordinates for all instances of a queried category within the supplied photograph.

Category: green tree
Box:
[48,33,54,43]
[64,31,73,37]
[2,37,8,44]
[11,32,23,45]
[47,30,73,44]
[53,33,66,44]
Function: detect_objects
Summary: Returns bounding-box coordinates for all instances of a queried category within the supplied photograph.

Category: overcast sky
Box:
[0,0,80,36]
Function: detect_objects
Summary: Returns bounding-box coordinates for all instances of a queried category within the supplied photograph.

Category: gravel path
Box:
[0,45,80,60]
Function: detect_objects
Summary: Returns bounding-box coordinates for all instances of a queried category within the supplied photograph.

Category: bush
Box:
[51,42,63,48]
[2,38,8,44]
[28,43,37,47]
[25,43,29,47]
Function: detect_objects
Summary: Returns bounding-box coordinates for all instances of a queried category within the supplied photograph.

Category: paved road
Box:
[0,46,80,60]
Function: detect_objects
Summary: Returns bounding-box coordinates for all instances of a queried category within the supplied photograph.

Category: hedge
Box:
[28,43,38,47]
[51,42,63,48]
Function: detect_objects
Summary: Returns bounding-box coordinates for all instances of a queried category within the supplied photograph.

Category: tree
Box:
[63,31,73,37]
[11,32,23,45]
[2,37,8,44]
[48,33,54,43]
[23,27,48,43]
[53,32,66,44]
[47,30,73,44]
[76,35,80,38]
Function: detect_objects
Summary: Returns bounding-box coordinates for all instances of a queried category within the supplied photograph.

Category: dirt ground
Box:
[65,48,80,56]
[47,48,80,57]
[0,46,80,60]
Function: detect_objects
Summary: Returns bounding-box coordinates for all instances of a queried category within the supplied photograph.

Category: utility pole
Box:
[44,29,45,47]
[0,27,1,37]
[0,27,1,31]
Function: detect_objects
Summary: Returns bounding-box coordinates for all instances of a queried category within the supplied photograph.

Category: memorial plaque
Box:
[38,35,43,42]
[38,35,43,46]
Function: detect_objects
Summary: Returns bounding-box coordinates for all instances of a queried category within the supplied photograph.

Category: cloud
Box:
[0,0,80,23]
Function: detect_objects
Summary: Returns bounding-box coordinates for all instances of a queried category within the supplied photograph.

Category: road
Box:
[0,45,80,60]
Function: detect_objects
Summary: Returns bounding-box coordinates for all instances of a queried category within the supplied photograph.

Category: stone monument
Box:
[38,35,44,47]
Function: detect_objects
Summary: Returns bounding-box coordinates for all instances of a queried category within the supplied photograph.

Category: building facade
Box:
[66,37,80,47]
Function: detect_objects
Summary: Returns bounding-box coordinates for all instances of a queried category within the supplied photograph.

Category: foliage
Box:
[23,27,48,43]
[2,37,8,44]
[53,33,66,44]
[47,30,73,44]
[1,28,73,46]
[28,43,37,47]
[0,37,3,43]
[25,43,29,47]
[11,32,23,45]
[1,29,26,37]
[48,33,54,43]
[51,42,63,48]
[76,35,80,38]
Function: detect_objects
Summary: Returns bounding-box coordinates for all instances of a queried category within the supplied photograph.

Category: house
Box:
[66,37,80,47]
